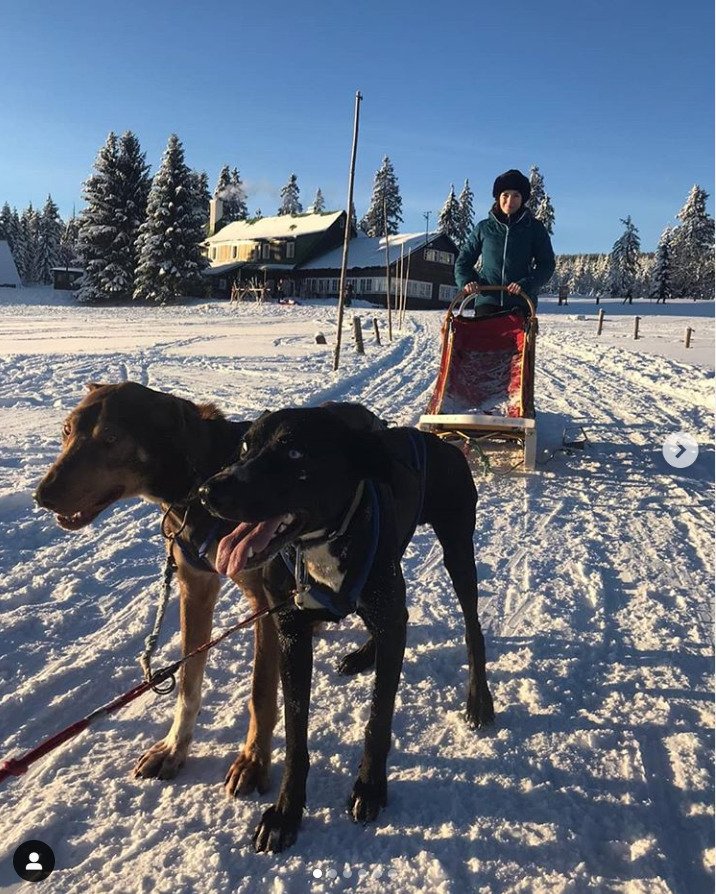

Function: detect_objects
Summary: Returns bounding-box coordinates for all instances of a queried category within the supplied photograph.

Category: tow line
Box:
[0,596,291,786]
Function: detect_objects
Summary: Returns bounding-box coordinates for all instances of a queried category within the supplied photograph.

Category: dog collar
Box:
[282,480,381,619]
[296,480,366,548]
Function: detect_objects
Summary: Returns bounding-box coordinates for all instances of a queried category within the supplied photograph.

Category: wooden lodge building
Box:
[202,200,460,307]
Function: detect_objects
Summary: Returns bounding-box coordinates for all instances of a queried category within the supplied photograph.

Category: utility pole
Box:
[423,211,431,245]
[333,90,363,372]
[384,195,392,341]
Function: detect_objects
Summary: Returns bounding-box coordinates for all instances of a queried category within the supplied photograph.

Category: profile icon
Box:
[12,840,55,882]
[26,852,43,871]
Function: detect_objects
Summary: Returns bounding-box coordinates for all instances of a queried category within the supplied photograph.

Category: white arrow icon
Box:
[663,432,699,468]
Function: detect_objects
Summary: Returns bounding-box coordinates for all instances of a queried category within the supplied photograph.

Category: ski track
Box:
[0,301,712,894]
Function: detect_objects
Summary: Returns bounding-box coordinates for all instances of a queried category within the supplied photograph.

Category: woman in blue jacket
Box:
[455,169,555,314]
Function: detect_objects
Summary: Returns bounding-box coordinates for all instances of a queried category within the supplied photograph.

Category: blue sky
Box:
[1,0,712,253]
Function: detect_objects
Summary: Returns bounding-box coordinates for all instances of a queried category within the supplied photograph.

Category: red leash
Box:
[0,597,291,786]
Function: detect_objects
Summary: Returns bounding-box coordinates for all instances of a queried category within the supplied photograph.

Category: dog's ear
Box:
[85,382,105,392]
[347,431,391,481]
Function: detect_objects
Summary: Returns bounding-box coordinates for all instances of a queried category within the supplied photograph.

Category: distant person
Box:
[455,169,556,315]
[344,282,354,307]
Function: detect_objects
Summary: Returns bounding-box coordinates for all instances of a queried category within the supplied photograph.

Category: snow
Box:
[0,241,21,288]
[0,287,713,893]
[301,231,441,270]
[206,211,344,245]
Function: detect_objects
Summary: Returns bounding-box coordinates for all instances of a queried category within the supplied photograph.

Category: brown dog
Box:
[34,381,281,795]
[34,382,384,795]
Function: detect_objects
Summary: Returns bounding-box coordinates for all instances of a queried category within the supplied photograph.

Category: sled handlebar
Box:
[449,285,537,320]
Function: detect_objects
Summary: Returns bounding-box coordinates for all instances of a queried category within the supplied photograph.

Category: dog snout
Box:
[198,472,241,517]
[34,473,60,510]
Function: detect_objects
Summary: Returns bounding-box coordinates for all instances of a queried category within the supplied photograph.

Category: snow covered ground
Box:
[0,288,713,893]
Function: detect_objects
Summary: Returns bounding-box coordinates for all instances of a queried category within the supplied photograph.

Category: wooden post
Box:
[633,316,641,339]
[373,317,381,345]
[685,326,693,348]
[333,90,362,372]
[384,197,393,342]
[352,316,364,354]
[597,308,605,335]
[400,249,411,327]
[595,294,600,305]
[397,243,405,331]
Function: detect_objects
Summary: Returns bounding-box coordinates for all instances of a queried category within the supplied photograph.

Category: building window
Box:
[439,284,459,302]
[359,278,373,293]
[261,243,270,260]
[211,247,217,260]
[425,249,455,265]
[286,242,295,259]
[232,245,238,259]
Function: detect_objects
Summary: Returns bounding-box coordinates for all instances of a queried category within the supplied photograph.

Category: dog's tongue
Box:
[216,516,284,577]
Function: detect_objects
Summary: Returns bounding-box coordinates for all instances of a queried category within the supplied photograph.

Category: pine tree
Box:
[134,133,209,304]
[609,216,641,302]
[311,188,326,213]
[437,184,461,243]
[535,195,555,235]
[76,133,122,302]
[649,227,674,303]
[5,207,23,277]
[670,185,715,299]
[37,195,64,284]
[277,174,302,216]
[456,179,475,246]
[253,208,263,220]
[189,170,211,236]
[213,166,248,222]
[0,203,14,248]
[360,156,403,237]
[18,204,40,283]
[58,213,81,268]
[527,165,555,234]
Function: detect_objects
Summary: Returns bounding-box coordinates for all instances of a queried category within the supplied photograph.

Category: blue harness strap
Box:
[282,480,381,619]
[175,518,223,572]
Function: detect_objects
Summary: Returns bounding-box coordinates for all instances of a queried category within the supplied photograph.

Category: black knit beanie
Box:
[492,169,531,203]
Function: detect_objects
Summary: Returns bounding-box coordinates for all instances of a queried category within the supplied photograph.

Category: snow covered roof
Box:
[299,231,441,270]
[206,211,344,244]
[0,241,21,287]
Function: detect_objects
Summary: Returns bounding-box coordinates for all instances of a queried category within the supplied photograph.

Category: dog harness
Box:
[283,429,427,620]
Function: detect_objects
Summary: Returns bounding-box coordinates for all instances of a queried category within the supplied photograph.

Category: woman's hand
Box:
[463,282,481,295]
[506,282,522,295]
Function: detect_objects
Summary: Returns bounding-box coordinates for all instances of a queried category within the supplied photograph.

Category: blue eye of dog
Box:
[288,449,303,460]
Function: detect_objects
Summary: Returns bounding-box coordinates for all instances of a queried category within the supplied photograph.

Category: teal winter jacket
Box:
[455,206,555,311]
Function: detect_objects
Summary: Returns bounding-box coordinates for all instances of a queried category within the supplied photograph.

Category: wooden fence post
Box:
[685,326,693,348]
[373,317,381,345]
[353,316,364,354]
[633,316,641,339]
[597,308,605,335]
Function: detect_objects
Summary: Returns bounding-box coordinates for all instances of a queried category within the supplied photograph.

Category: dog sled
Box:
[418,285,538,471]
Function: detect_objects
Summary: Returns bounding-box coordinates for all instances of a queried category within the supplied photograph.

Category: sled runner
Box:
[418,285,538,471]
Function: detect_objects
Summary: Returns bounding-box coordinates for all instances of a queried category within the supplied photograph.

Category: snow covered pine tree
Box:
[609,216,641,303]
[360,156,403,237]
[277,174,302,216]
[134,134,209,304]
[438,184,461,244]
[456,179,475,247]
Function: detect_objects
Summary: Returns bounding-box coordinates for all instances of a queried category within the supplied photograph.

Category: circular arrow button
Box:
[662,431,699,468]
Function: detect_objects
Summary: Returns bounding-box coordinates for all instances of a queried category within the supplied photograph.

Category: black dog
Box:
[199,406,494,853]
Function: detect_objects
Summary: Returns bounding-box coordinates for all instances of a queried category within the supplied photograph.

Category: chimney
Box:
[209,197,224,236]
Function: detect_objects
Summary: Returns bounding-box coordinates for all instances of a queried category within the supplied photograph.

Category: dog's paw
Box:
[347,777,387,823]
[464,688,496,729]
[133,739,186,780]
[337,641,376,676]
[252,804,302,853]
[224,751,271,797]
